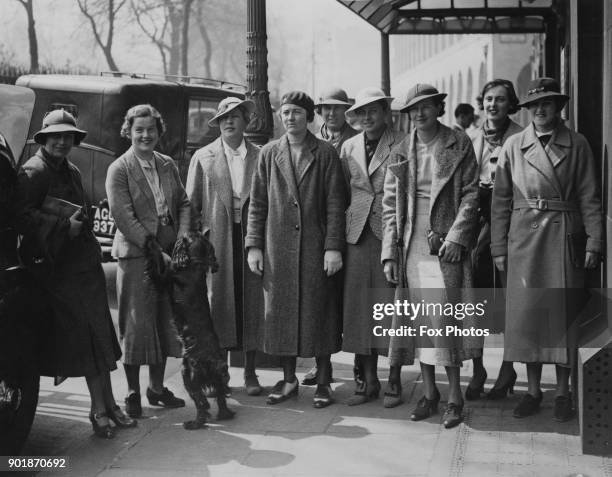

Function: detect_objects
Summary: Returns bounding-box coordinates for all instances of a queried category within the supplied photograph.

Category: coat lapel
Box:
[546,124,571,168]
[353,132,370,179]
[297,132,318,185]
[368,127,394,176]
[209,140,234,216]
[274,135,300,202]
[240,140,259,207]
[126,148,156,216]
[521,124,563,195]
[430,125,463,212]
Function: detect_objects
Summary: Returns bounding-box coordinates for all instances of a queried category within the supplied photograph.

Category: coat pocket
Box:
[567,228,587,268]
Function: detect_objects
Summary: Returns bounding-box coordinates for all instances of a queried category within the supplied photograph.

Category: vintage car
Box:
[15,73,245,259]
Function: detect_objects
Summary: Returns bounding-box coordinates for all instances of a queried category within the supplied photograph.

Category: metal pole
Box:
[245,0,274,145]
[381,32,391,95]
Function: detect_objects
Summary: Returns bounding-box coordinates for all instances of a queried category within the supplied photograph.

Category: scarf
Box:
[482,117,511,149]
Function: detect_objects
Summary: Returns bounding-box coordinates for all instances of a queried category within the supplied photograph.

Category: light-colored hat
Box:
[315,87,352,110]
[208,97,255,127]
[33,109,87,145]
[400,84,447,112]
[345,87,393,118]
[518,77,569,107]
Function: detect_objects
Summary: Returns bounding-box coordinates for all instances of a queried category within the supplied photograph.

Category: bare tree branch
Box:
[13,0,39,72]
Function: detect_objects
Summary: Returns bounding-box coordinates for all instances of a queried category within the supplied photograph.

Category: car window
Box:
[187,99,219,146]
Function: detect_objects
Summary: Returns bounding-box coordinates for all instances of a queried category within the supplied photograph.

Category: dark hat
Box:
[208,97,255,127]
[280,91,315,121]
[400,84,447,112]
[315,87,352,110]
[345,87,393,119]
[34,109,87,145]
[519,77,569,107]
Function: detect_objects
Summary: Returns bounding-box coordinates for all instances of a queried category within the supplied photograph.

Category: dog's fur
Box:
[145,232,234,430]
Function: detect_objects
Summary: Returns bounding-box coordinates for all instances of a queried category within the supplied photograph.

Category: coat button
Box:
[293,201,298,207]
[531,222,538,229]
[295,225,300,230]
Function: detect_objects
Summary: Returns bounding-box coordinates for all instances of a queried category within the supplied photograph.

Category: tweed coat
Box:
[106,148,191,363]
[245,131,347,357]
[341,127,406,243]
[185,137,264,351]
[106,148,191,258]
[381,125,481,363]
[490,123,603,364]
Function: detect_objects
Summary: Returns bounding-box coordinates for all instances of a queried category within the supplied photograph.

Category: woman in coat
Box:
[186,97,264,396]
[246,91,346,408]
[466,79,523,401]
[491,78,602,421]
[340,87,405,407]
[15,110,133,439]
[106,104,191,418]
[382,84,480,429]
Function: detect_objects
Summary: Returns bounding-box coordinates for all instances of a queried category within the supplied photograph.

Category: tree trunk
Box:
[17,0,39,73]
[166,1,181,76]
[195,0,212,77]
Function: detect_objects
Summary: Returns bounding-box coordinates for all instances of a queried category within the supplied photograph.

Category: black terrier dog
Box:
[146,232,235,430]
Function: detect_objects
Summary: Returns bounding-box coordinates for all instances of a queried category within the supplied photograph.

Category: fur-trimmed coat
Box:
[245,131,346,357]
[381,125,480,287]
[185,137,264,351]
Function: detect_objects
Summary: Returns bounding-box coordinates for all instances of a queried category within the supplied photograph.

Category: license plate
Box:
[93,205,116,236]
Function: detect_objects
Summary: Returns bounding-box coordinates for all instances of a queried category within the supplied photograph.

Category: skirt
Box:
[390,198,463,367]
[342,226,390,356]
[117,224,182,365]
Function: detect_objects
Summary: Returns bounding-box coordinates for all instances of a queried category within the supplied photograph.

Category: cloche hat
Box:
[33,109,87,145]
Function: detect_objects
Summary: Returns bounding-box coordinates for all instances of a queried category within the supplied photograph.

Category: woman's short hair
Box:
[120,104,166,139]
[479,79,520,115]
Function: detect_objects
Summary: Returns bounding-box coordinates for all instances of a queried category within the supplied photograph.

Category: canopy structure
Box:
[336,0,557,34]
[335,0,561,93]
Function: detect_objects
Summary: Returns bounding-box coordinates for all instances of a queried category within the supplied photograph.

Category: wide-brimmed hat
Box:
[400,84,447,112]
[345,87,393,118]
[315,87,352,112]
[208,97,255,127]
[33,109,87,145]
[518,77,569,107]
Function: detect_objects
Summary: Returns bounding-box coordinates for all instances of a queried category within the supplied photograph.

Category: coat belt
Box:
[513,198,578,212]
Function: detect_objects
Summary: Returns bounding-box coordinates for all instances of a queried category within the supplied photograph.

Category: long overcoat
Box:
[245,131,347,357]
[381,125,481,363]
[490,123,603,364]
[185,137,264,351]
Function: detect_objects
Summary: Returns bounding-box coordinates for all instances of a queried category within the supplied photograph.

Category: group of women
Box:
[11,74,601,440]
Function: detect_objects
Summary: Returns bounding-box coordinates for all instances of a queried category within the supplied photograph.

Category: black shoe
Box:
[410,390,440,421]
[89,412,115,439]
[553,394,574,422]
[383,380,403,408]
[513,392,542,418]
[146,387,185,408]
[465,370,487,401]
[443,402,464,429]
[313,384,334,409]
[124,392,142,418]
[486,369,517,400]
[267,379,299,405]
[301,366,318,386]
[107,404,137,428]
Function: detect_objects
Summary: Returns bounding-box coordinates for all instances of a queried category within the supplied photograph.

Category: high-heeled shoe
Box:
[443,401,464,429]
[267,379,299,405]
[410,389,440,421]
[486,369,517,400]
[89,412,115,439]
[107,405,137,428]
[346,380,380,406]
[383,380,402,408]
[465,369,487,401]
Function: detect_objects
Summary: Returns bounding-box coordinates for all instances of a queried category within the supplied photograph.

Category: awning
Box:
[336,0,556,34]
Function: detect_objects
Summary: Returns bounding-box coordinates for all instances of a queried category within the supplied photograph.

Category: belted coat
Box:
[491,123,603,364]
[185,137,264,351]
[245,131,347,357]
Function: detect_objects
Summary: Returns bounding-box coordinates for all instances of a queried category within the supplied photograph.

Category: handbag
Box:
[567,228,588,268]
[427,230,446,256]
[41,196,82,219]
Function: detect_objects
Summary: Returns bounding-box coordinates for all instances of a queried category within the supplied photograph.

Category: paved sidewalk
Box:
[22,348,612,477]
